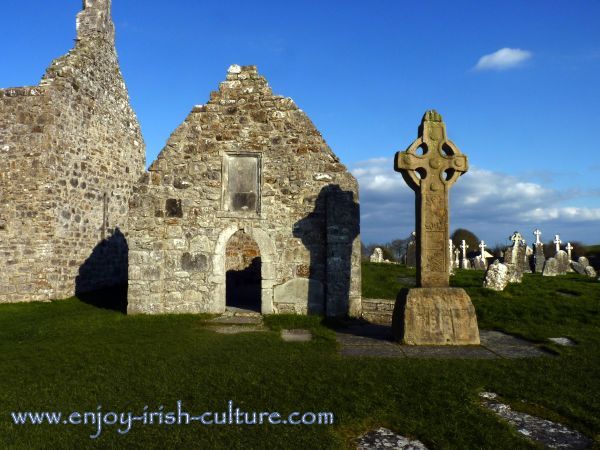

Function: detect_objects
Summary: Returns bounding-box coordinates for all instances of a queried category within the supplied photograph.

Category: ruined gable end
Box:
[128,65,361,318]
[0,1,144,303]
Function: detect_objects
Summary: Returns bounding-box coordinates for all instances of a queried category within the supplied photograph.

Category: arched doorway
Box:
[225,230,261,312]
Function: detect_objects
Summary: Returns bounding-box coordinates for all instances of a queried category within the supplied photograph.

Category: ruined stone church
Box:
[0,1,361,317]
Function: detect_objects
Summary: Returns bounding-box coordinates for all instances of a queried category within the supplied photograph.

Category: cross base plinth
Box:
[392,288,480,345]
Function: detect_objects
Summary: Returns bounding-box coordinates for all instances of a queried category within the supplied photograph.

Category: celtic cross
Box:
[554,234,562,253]
[394,110,469,287]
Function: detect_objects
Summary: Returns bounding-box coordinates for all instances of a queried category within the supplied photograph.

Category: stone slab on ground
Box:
[209,315,262,325]
[281,329,312,342]
[209,325,265,334]
[356,427,428,450]
[336,323,549,359]
[480,392,593,450]
[548,337,576,346]
[479,331,550,358]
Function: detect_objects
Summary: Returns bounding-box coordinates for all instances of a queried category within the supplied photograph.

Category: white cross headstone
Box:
[554,234,562,253]
[533,228,542,246]
[448,239,454,273]
[460,240,469,269]
[566,242,573,260]
[454,249,460,268]
[479,240,486,257]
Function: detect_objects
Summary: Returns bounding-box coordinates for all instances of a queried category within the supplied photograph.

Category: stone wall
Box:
[128,65,361,317]
[0,0,145,302]
[361,298,395,325]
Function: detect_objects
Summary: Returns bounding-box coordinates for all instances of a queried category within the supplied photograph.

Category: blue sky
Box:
[2,0,599,246]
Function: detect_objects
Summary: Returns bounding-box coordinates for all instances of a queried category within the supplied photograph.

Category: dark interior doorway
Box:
[225,230,261,312]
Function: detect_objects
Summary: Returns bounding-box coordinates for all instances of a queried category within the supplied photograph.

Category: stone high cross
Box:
[510,231,523,247]
[566,242,573,260]
[394,110,468,287]
[460,240,469,259]
[554,234,562,253]
[533,228,542,246]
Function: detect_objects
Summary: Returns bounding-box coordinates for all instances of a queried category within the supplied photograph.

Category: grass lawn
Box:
[1,264,599,449]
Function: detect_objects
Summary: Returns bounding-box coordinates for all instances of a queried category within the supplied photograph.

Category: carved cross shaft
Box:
[394,110,469,287]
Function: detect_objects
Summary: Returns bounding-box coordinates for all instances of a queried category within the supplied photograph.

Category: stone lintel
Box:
[392,287,480,345]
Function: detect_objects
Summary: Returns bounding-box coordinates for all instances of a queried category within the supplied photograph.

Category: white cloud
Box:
[474,48,532,71]
[351,157,600,245]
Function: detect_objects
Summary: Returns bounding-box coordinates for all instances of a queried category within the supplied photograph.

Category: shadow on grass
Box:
[77,284,128,314]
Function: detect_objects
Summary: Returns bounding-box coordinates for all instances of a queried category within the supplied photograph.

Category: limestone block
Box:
[506,264,523,283]
[392,288,480,345]
[578,256,590,267]
[273,278,324,313]
[483,260,509,291]
[571,261,587,275]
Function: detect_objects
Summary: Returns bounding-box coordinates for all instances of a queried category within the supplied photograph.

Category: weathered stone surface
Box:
[0,1,144,303]
[472,256,486,270]
[506,264,523,283]
[392,288,480,345]
[405,240,416,267]
[273,278,324,314]
[534,244,546,273]
[392,111,479,345]
[480,392,593,450]
[578,256,590,267]
[356,428,428,450]
[548,337,576,346]
[555,250,570,275]
[369,247,383,263]
[585,266,597,278]
[483,260,509,291]
[543,257,559,277]
[361,298,396,324]
[127,65,361,317]
[570,261,587,275]
[281,329,312,342]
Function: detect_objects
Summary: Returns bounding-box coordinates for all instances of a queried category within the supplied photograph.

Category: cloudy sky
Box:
[2,0,599,245]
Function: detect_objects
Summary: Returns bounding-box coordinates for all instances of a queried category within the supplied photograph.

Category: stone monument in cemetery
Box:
[127,65,361,318]
[533,228,546,273]
[392,110,480,345]
[460,240,470,269]
[504,231,525,283]
[405,232,417,267]
[370,247,384,263]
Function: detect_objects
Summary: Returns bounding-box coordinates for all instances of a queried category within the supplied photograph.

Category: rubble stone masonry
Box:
[0,0,145,302]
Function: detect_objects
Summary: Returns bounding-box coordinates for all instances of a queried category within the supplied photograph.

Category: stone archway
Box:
[225,230,261,312]
[212,225,276,314]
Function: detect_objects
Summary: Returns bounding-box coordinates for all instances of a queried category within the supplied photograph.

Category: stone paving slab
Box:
[356,427,428,449]
[281,329,312,342]
[400,345,497,359]
[208,325,265,334]
[335,325,550,359]
[209,315,262,325]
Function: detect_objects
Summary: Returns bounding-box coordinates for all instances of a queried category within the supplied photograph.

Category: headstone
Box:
[370,247,383,263]
[578,256,590,267]
[522,246,533,273]
[542,257,559,277]
[460,240,470,269]
[393,110,479,345]
[534,243,545,273]
[570,261,587,275]
[478,240,488,269]
[406,240,416,267]
[585,266,597,278]
[453,249,460,269]
[504,232,525,283]
[565,242,573,261]
[472,255,486,270]
[483,260,509,291]
[555,250,570,275]
[553,234,562,253]
[448,239,455,275]
[533,228,542,246]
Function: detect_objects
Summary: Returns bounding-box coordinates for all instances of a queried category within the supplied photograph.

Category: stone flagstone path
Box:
[335,323,549,359]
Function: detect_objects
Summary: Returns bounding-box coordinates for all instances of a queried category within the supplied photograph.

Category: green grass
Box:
[1,265,599,449]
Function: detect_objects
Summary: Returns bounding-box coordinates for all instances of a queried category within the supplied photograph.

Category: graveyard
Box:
[2,1,600,449]
[1,261,599,448]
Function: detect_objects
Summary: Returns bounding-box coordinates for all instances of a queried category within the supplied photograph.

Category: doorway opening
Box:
[225,230,261,312]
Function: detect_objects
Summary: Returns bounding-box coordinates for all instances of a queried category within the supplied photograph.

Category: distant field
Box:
[1,264,599,448]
